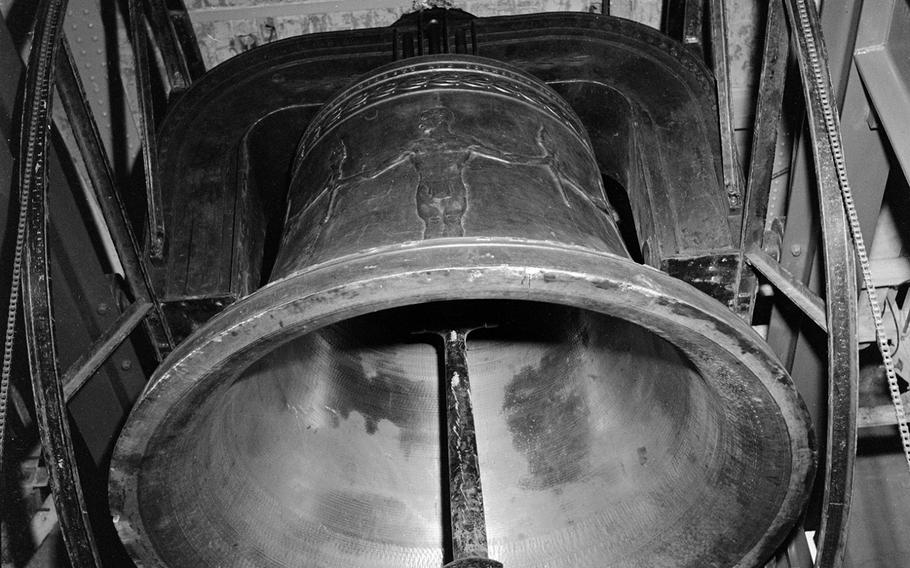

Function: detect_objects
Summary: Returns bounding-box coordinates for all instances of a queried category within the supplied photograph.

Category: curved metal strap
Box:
[18,0,103,565]
[783,0,859,566]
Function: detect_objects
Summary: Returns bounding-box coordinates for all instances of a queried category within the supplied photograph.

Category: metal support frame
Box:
[751,3,898,565]
[145,0,193,93]
[161,0,206,82]
[128,0,166,260]
[708,0,744,209]
[780,0,864,564]
[7,0,187,563]
[16,0,103,564]
[747,249,826,332]
[662,0,706,57]
[62,300,152,402]
[6,2,901,567]
[739,0,903,565]
[55,36,174,359]
[736,0,788,319]
[766,0,868,421]
[853,0,910,183]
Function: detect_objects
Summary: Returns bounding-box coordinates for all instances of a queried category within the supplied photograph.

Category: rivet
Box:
[120,360,133,371]
[790,244,802,257]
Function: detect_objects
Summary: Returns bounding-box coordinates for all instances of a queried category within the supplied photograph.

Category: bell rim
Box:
[110,239,816,568]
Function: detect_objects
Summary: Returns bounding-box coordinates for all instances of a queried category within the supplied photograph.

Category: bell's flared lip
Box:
[110,238,815,568]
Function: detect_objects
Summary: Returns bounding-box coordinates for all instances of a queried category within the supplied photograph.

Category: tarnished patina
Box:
[111,57,815,568]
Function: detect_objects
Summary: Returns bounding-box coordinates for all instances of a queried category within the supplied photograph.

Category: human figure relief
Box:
[307,107,608,239]
[533,125,614,216]
[307,140,359,225]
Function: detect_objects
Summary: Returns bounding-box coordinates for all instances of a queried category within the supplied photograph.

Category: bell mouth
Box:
[111,242,814,568]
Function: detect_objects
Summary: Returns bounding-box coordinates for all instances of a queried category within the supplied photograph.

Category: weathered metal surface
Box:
[437,328,496,564]
[145,0,193,92]
[62,300,152,402]
[111,245,817,568]
[112,56,815,568]
[17,0,103,565]
[763,4,879,544]
[765,0,864,407]
[4,18,150,494]
[708,0,744,209]
[853,0,910,185]
[151,12,735,315]
[161,295,236,344]
[661,0,705,56]
[57,0,144,187]
[740,0,788,253]
[392,8,478,59]
[56,37,174,358]
[661,253,740,308]
[274,57,624,276]
[783,0,860,565]
[746,249,826,333]
[681,0,706,57]
[736,0,788,320]
[128,0,167,259]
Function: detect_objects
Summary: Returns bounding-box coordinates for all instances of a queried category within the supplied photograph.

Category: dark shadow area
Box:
[602,174,643,263]
[244,107,320,286]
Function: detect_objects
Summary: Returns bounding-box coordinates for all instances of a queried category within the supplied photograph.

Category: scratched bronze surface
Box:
[111,57,814,568]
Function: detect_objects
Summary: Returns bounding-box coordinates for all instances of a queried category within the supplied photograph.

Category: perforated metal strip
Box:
[792,0,910,475]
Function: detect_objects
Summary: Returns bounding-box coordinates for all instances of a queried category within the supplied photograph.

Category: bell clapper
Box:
[426,326,503,568]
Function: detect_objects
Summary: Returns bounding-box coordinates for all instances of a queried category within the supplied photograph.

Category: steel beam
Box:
[768,0,888,467]
[853,0,910,184]
[747,249,827,332]
[62,300,151,402]
[709,0,744,208]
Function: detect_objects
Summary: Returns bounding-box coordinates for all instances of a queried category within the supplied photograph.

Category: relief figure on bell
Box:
[309,106,605,239]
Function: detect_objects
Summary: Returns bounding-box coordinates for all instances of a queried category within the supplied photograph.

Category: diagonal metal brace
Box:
[746,249,827,333]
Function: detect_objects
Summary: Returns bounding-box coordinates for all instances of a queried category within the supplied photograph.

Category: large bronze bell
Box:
[110,57,815,568]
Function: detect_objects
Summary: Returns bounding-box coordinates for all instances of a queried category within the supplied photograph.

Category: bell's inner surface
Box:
[114,56,811,568]
[138,299,788,568]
